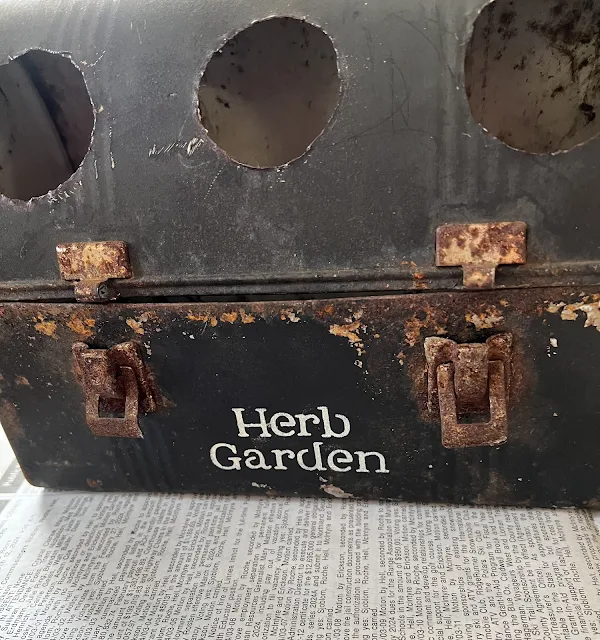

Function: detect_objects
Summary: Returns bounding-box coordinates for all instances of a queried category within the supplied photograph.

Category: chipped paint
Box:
[395,351,405,366]
[251,482,271,489]
[320,483,354,499]
[126,312,157,336]
[15,376,31,387]
[34,315,57,339]
[126,318,145,335]
[550,337,558,348]
[329,321,364,344]
[329,320,367,365]
[465,306,504,330]
[187,312,218,327]
[546,302,565,314]
[280,309,300,323]
[220,311,239,324]
[66,316,96,338]
[239,309,255,324]
[546,297,600,331]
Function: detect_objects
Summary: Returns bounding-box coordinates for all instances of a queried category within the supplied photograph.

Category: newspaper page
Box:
[0,428,599,640]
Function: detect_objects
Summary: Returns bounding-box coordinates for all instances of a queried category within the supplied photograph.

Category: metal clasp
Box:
[435,222,526,289]
[425,334,512,448]
[73,342,157,438]
[57,241,132,302]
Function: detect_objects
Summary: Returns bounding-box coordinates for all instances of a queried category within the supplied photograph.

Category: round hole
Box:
[198,17,341,168]
[0,50,94,200]
[465,0,600,154]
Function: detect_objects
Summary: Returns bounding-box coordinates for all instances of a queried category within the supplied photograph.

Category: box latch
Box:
[435,222,526,289]
[424,334,512,448]
[73,342,158,438]
[56,241,132,302]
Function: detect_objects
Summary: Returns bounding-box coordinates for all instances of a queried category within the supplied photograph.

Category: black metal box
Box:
[1,0,600,507]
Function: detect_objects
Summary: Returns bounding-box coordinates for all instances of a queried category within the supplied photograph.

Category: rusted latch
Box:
[73,342,158,438]
[424,334,512,449]
[56,241,132,302]
[435,222,526,289]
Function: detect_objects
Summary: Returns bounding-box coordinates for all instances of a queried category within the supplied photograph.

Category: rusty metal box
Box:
[1,0,600,507]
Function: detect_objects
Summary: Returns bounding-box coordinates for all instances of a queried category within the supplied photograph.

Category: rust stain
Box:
[56,241,132,302]
[404,306,447,348]
[465,306,504,330]
[126,318,145,335]
[316,304,335,318]
[86,478,103,489]
[239,309,255,324]
[15,376,31,387]
[67,316,96,338]
[436,222,526,288]
[34,314,57,339]
[187,312,218,327]
[412,271,429,290]
[220,311,239,324]
[57,241,131,281]
[437,222,526,266]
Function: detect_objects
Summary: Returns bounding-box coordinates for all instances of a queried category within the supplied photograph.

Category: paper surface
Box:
[0,430,599,639]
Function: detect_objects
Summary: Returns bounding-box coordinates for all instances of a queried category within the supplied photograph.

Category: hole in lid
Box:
[465,0,600,154]
[0,49,94,201]
[197,17,341,168]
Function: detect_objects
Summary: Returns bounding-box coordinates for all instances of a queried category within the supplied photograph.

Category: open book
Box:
[0,429,599,639]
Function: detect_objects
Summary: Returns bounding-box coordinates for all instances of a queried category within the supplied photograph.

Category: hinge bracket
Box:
[435,222,526,289]
[57,241,132,302]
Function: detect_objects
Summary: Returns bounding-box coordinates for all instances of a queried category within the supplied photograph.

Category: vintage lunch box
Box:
[0,0,599,507]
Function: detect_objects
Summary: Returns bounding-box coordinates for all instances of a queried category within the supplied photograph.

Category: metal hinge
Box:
[435,222,526,289]
[73,341,158,438]
[57,241,132,302]
[424,334,512,449]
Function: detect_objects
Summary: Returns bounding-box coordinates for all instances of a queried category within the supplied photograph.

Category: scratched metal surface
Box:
[0,0,598,290]
[1,290,600,507]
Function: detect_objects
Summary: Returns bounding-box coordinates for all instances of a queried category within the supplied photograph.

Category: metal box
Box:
[0,0,599,507]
